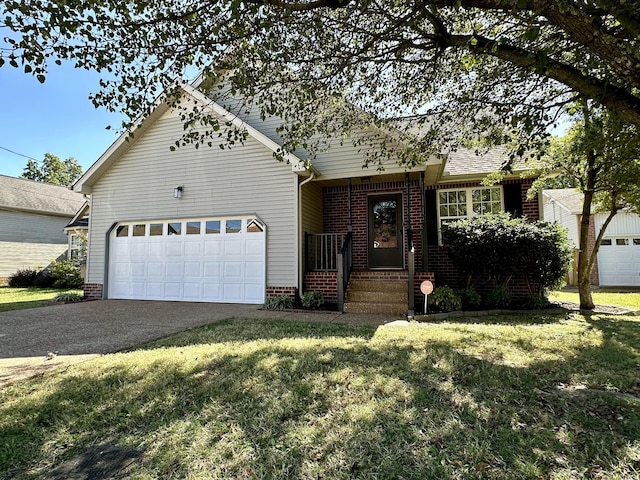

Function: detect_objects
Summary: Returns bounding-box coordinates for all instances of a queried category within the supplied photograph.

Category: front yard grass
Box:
[0,287,83,312]
[2,313,640,479]
[550,290,640,310]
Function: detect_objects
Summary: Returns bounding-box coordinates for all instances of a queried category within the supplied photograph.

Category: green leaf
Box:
[36,74,46,83]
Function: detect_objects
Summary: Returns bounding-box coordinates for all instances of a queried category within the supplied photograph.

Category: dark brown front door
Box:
[368,194,403,268]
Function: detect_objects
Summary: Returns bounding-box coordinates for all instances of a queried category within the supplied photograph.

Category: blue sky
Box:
[0,64,124,178]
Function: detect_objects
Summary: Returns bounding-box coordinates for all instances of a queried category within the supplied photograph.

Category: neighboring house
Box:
[0,175,86,284]
[542,188,640,287]
[74,80,541,314]
[64,201,89,262]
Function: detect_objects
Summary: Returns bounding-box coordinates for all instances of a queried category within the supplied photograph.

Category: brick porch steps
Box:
[344,272,408,315]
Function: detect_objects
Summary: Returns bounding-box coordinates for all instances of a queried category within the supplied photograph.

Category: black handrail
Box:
[337,232,353,311]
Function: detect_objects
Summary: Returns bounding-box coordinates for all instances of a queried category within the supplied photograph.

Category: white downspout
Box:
[297,172,316,300]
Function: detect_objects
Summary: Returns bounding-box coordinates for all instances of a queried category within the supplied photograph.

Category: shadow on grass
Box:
[1,316,639,479]
[0,300,51,313]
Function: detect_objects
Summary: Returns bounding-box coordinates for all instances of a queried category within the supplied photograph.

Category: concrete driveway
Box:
[0,300,261,386]
[0,299,394,387]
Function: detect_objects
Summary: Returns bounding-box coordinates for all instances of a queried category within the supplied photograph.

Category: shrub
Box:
[429,286,462,313]
[485,286,513,309]
[33,269,55,287]
[263,295,293,311]
[457,287,482,311]
[49,260,84,288]
[8,268,38,287]
[519,294,551,310]
[443,213,573,295]
[53,292,84,302]
[302,291,324,309]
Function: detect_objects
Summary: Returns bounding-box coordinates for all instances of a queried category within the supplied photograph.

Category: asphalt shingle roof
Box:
[542,188,584,215]
[0,175,86,217]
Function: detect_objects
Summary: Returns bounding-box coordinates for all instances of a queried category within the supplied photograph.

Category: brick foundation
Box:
[304,272,338,304]
[83,283,103,299]
[265,286,297,302]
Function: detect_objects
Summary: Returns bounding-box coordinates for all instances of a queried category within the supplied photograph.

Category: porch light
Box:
[174,186,183,199]
[360,176,371,183]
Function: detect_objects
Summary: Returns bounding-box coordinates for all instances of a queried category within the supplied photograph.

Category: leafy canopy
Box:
[2,1,640,165]
[22,153,83,188]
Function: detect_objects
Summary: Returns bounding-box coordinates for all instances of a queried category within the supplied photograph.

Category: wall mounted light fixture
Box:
[174,186,183,199]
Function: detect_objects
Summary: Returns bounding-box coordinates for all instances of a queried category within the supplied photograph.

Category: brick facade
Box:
[83,283,103,299]
[316,177,542,303]
[265,286,297,301]
[304,271,338,303]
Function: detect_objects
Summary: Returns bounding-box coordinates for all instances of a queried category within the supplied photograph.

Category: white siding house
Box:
[0,175,85,283]
[542,189,640,287]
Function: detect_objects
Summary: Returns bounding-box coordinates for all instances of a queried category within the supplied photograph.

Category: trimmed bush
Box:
[443,213,572,295]
[457,287,482,311]
[8,268,38,287]
[302,291,324,309]
[263,295,293,311]
[429,286,462,313]
[33,269,55,288]
[49,260,84,289]
[485,286,513,309]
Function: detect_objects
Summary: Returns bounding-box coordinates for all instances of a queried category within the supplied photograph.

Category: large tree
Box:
[535,105,640,309]
[22,153,83,188]
[2,1,640,163]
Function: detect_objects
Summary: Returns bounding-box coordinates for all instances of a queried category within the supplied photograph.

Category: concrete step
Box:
[346,290,408,304]
[347,280,407,293]
[344,301,408,315]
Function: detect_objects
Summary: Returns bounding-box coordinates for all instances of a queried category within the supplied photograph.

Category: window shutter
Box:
[425,189,438,245]
[503,183,523,217]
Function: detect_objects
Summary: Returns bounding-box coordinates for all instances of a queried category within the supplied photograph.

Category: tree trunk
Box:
[577,205,595,310]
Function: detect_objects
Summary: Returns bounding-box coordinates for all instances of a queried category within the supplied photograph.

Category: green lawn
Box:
[550,290,640,310]
[2,314,639,479]
[0,287,83,312]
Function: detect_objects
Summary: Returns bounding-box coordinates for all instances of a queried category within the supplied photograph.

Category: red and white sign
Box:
[420,280,434,295]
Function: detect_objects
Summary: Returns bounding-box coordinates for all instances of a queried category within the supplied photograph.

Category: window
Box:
[634,238,640,246]
[186,221,201,235]
[168,222,182,235]
[132,224,146,237]
[247,218,264,233]
[226,219,241,233]
[205,220,221,234]
[68,232,86,262]
[437,187,503,242]
[601,239,612,246]
[116,225,129,237]
[616,238,629,246]
[149,223,163,236]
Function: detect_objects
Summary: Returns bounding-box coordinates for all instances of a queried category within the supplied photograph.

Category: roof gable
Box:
[0,175,85,217]
[74,82,306,194]
[542,189,584,215]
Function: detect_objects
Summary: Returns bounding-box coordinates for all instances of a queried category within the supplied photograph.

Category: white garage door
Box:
[109,217,266,303]
[597,236,640,286]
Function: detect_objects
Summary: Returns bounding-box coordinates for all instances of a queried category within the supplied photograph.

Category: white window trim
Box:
[436,186,504,244]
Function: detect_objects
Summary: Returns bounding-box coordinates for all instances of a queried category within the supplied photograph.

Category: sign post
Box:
[420,280,434,314]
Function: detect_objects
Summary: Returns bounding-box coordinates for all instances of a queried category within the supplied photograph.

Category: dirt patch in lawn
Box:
[0,354,100,388]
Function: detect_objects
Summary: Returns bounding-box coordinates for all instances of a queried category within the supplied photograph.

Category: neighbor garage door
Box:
[108,217,266,303]
[597,236,640,286]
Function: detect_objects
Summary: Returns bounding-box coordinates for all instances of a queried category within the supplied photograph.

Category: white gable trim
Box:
[74,82,308,194]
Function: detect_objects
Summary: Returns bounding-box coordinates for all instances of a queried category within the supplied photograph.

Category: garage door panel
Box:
[184,261,202,277]
[204,262,221,278]
[165,242,183,256]
[183,283,201,299]
[185,241,202,257]
[204,241,222,256]
[147,262,164,277]
[224,262,243,279]
[598,239,640,286]
[146,283,164,297]
[109,217,266,303]
[223,284,243,301]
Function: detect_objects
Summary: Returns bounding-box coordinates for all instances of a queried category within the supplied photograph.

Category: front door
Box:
[368,194,403,268]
